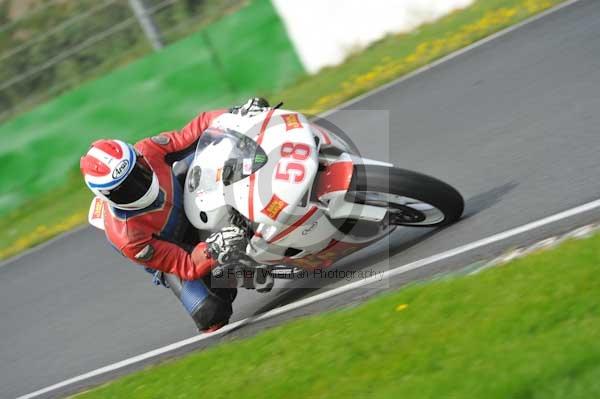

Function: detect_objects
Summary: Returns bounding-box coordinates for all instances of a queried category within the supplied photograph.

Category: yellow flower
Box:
[396,304,409,312]
[308,0,556,113]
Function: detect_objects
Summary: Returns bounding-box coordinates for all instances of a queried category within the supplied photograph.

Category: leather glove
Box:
[230,97,270,117]
[206,226,248,265]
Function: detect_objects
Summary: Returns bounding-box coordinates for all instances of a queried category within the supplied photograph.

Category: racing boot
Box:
[164,274,235,333]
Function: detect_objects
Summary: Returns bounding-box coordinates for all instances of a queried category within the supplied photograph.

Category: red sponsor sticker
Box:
[261,194,288,220]
[281,114,303,131]
[92,198,104,219]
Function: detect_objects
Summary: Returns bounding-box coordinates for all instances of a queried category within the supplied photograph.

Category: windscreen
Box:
[187,128,268,193]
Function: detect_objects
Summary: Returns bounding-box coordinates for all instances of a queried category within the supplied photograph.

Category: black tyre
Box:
[346,165,464,227]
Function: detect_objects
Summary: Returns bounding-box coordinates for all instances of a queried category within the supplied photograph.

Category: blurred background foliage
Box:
[0,0,245,122]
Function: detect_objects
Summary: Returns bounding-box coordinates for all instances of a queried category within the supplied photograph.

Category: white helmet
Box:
[80,139,159,210]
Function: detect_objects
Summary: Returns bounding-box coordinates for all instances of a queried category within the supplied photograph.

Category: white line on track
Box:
[14,0,586,397]
[17,196,600,399]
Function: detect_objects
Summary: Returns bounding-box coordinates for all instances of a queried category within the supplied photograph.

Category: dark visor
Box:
[103,161,153,205]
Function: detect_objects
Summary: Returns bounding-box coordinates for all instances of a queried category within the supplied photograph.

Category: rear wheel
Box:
[346,165,464,227]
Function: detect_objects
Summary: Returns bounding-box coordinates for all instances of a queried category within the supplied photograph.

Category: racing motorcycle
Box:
[182,107,464,291]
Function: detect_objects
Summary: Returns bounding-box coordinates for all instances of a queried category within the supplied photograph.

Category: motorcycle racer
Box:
[80,98,268,331]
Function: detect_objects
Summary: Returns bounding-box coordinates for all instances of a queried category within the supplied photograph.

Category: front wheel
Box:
[346,165,464,227]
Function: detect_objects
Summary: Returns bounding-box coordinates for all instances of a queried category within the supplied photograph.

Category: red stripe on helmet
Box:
[92,139,123,159]
[80,154,110,177]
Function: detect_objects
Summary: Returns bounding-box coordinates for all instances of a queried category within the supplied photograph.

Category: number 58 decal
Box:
[274,142,311,183]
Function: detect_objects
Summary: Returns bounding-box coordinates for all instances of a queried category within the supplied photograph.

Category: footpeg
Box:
[254,265,274,293]
[237,265,274,293]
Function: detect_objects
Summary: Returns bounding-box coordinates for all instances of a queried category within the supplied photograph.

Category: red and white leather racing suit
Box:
[101,109,226,280]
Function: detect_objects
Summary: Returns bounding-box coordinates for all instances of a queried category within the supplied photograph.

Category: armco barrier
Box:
[0,0,303,216]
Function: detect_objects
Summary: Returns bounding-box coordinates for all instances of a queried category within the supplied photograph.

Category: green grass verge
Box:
[74,233,600,398]
[0,171,90,259]
[0,0,566,261]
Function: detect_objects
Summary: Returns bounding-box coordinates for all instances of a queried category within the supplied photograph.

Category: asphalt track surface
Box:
[3,1,600,397]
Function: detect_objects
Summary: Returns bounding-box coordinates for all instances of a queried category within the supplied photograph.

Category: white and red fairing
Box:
[184,109,393,270]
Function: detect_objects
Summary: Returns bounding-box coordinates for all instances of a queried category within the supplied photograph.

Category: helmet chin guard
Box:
[113,172,159,210]
[80,139,159,211]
